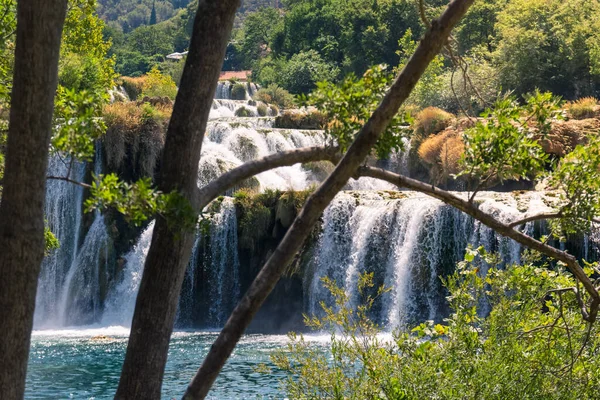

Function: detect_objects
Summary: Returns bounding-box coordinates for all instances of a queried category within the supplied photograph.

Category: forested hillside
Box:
[103,0,600,105]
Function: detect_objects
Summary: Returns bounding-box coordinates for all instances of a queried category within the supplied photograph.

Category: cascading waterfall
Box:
[199,119,326,190]
[305,191,568,329]
[203,198,240,326]
[214,81,259,100]
[101,222,155,327]
[35,157,86,326]
[37,82,600,332]
[36,149,111,327]
[56,149,111,326]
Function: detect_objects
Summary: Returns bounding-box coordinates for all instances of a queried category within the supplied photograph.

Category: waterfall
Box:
[305,191,567,329]
[101,222,155,327]
[36,149,111,327]
[214,81,259,100]
[199,119,326,190]
[35,157,86,326]
[204,198,240,326]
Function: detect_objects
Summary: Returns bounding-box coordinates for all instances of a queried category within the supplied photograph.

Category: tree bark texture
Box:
[0,1,68,398]
[183,1,475,398]
[115,0,241,398]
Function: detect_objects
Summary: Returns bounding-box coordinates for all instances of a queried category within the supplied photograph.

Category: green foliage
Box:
[459,92,561,189]
[141,67,178,99]
[278,50,339,94]
[52,87,107,162]
[44,226,60,256]
[397,29,446,109]
[234,106,252,118]
[254,84,295,109]
[273,249,600,399]
[548,137,600,234]
[303,64,411,157]
[61,0,116,93]
[231,83,247,100]
[0,0,15,107]
[233,188,281,251]
[236,7,283,69]
[256,103,268,117]
[493,0,600,99]
[85,173,196,228]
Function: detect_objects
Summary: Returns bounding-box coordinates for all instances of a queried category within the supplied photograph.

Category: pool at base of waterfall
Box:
[26,329,328,399]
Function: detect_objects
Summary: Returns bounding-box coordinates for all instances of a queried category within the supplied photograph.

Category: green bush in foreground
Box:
[269,247,600,400]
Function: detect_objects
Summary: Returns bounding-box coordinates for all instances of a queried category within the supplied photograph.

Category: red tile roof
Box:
[219,70,251,81]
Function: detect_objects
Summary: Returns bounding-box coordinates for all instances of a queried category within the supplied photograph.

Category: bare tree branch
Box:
[508,212,563,228]
[357,166,600,322]
[183,1,476,398]
[195,146,340,210]
[46,175,91,189]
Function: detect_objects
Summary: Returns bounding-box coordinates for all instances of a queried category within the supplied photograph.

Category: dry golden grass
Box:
[538,119,600,156]
[565,97,599,120]
[413,107,454,137]
[418,129,456,165]
[440,135,464,176]
[102,102,170,177]
[120,76,146,101]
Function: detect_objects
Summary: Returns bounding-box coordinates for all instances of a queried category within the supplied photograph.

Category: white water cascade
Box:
[36,150,111,327]
[101,221,155,326]
[305,191,552,329]
[36,83,600,332]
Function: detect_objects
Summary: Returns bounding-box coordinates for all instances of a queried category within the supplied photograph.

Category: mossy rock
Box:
[275,110,327,129]
[231,83,247,100]
[235,106,253,117]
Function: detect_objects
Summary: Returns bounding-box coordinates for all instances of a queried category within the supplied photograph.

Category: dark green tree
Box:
[149,0,157,24]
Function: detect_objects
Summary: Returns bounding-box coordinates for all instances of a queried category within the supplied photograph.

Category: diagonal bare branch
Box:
[183,1,476,398]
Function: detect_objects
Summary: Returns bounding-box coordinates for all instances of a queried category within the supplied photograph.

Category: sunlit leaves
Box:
[272,249,600,399]
[302,64,412,158]
[548,137,600,234]
[85,173,197,228]
[44,225,60,255]
[459,92,557,189]
[52,87,107,161]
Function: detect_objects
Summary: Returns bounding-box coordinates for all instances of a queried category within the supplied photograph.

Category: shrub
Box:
[269,104,279,115]
[234,106,252,117]
[566,97,598,119]
[418,129,456,165]
[413,107,454,138]
[540,119,600,156]
[272,249,600,399]
[120,76,146,101]
[140,67,178,100]
[256,103,268,117]
[279,50,339,94]
[102,102,169,178]
[439,134,464,176]
[254,84,296,109]
[275,110,327,129]
[231,83,247,100]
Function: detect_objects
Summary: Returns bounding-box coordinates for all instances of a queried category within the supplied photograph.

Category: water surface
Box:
[27,328,328,399]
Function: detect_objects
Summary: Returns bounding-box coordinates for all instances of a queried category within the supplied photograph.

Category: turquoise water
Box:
[26,328,325,399]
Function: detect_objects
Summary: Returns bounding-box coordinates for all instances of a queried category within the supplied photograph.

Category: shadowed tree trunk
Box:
[183,0,475,398]
[115,0,241,398]
[0,1,68,399]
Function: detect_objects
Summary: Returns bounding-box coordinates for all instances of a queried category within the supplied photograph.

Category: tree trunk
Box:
[183,0,475,398]
[0,1,68,399]
[115,1,241,398]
